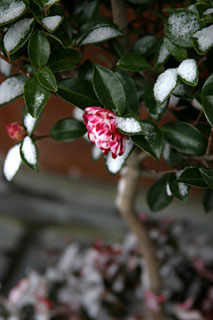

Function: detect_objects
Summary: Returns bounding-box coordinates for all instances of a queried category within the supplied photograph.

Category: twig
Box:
[205,128,213,157]
[111,0,129,51]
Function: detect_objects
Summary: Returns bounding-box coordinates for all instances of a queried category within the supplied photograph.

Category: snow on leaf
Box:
[23,113,37,135]
[92,146,103,161]
[0,1,26,26]
[3,144,22,181]
[0,75,27,106]
[116,117,142,134]
[45,0,60,6]
[80,27,120,45]
[21,136,37,167]
[3,18,34,53]
[41,15,62,32]
[0,57,12,77]
[105,139,133,174]
[192,25,213,54]
[157,44,170,65]
[178,59,198,86]
[154,68,178,104]
[203,8,213,15]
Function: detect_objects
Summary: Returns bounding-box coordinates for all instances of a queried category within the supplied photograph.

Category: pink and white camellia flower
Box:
[83,106,127,159]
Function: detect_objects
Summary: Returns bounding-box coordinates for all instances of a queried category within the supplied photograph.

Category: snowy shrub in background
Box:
[0,217,212,320]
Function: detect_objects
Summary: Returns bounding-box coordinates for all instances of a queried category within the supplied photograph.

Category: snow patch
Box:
[192,98,202,110]
[193,25,213,53]
[21,136,37,166]
[24,113,37,135]
[72,107,84,122]
[0,2,26,25]
[46,0,59,6]
[203,8,213,15]
[157,44,170,65]
[92,146,103,161]
[106,139,133,174]
[154,68,178,103]
[3,144,22,181]
[0,76,26,105]
[41,15,62,32]
[178,59,197,84]
[4,18,34,53]
[0,58,12,77]
[81,27,119,44]
[116,117,142,134]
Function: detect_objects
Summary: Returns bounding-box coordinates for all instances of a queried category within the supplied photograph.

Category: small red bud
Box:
[6,122,26,142]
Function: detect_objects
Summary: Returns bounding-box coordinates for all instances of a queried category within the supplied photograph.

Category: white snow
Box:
[167,11,201,47]
[4,18,34,53]
[0,75,26,105]
[72,107,84,121]
[46,0,59,6]
[81,27,119,44]
[154,68,178,103]
[178,59,197,84]
[0,58,12,77]
[193,24,213,53]
[92,146,103,161]
[21,136,37,166]
[23,113,37,135]
[106,138,133,174]
[191,98,202,110]
[3,144,22,181]
[116,117,142,134]
[41,15,62,32]
[166,183,172,196]
[0,2,26,25]
[203,8,213,15]
[157,44,170,65]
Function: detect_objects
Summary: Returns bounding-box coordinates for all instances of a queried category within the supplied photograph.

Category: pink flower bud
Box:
[83,107,127,159]
[6,122,26,141]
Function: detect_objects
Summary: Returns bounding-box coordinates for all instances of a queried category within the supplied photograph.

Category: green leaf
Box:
[131,120,163,161]
[147,174,173,212]
[117,53,151,72]
[132,36,157,57]
[24,76,50,117]
[3,18,35,55]
[40,15,63,33]
[51,118,86,141]
[77,22,122,46]
[20,136,39,172]
[81,0,100,22]
[155,43,170,66]
[92,64,126,115]
[28,31,50,67]
[0,0,29,26]
[165,9,203,48]
[202,189,213,212]
[48,48,81,73]
[169,173,190,201]
[177,167,208,188]
[172,82,193,100]
[195,1,211,19]
[199,167,213,189]
[36,67,57,92]
[114,69,139,115]
[0,74,28,106]
[41,31,64,47]
[202,73,213,127]
[116,116,147,135]
[192,25,213,55]
[178,59,198,86]
[161,121,207,156]
[154,68,178,104]
[164,37,188,61]
[144,86,168,121]
[33,0,59,8]
[57,78,100,109]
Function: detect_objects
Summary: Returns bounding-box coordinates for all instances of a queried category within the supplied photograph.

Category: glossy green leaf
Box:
[28,31,50,67]
[199,167,213,189]
[81,0,100,22]
[93,64,126,115]
[161,121,207,156]
[0,74,28,106]
[131,120,163,161]
[164,37,188,61]
[51,118,86,141]
[48,49,81,73]
[132,36,157,57]
[20,136,39,172]
[0,0,29,26]
[24,76,50,117]
[145,86,168,121]
[202,189,213,212]
[177,167,208,188]
[202,73,213,127]
[169,173,190,201]
[117,53,151,72]
[147,174,173,212]
[36,67,57,92]
[3,18,35,55]
[165,9,203,48]
[114,69,139,115]
[41,31,64,47]
[57,78,100,109]
[195,1,211,19]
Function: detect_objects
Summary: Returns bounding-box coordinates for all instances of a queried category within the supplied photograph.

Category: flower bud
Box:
[6,122,26,141]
